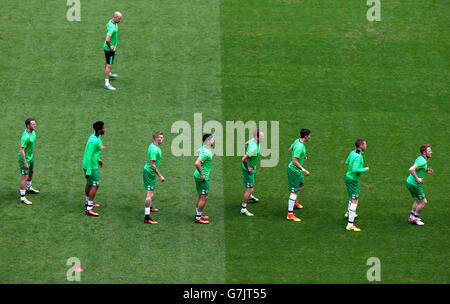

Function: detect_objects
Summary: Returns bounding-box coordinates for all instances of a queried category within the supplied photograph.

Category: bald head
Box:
[112,11,122,23]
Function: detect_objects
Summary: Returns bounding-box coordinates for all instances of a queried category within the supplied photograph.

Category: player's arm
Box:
[352,156,369,173]
[288,145,293,152]
[105,35,114,51]
[195,159,205,181]
[409,164,423,183]
[83,142,96,176]
[293,156,309,176]
[150,159,165,182]
[242,154,253,172]
[19,146,28,168]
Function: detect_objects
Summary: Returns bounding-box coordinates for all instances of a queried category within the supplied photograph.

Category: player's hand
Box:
[247,167,254,173]
[110,45,115,51]
[303,169,310,176]
[85,175,90,178]
[200,174,206,182]
[159,175,165,182]
[304,155,307,161]
[416,178,423,184]
[24,162,29,169]
[365,167,370,172]
[427,168,434,174]
[98,160,104,168]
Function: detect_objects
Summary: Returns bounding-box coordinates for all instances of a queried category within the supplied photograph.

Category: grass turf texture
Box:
[0,0,448,283]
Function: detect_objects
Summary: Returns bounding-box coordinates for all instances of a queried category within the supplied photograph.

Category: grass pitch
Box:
[0,0,448,283]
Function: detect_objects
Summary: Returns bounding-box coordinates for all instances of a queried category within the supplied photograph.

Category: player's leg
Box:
[286,167,301,221]
[241,170,255,216]
[196,195,207,212]
[195,194,210,224]
[84,184,99,208]
[85,169,100,216]
[287,191,301,221]
[104,51,116,90]
[415,198,427,214]
[295,183,304,209]
[144,190,158,224]
[85,185,100,215]
[194,178,210,223]
[248,170,259,202]
[18,158,32,204]
[409,200,420,221]
[346,198,360,231]
[408,197,428,226]
[85,183,90,206]
[107,62,118,79]
[241,187,254,216]
[20,174,28,194]
[406,182,425,225]
[25,161,39,194]
[144,170,159,212]
[345,177,360,231]
[20,172,32,205]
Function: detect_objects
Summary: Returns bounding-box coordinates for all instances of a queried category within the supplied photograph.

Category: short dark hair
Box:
[25,118,35,127]
[300,129,311,138]
[202,133,213,143]
[420,144,430,154]
[93,121,104,132]
[355,138,366,148]
[153,131,163,140]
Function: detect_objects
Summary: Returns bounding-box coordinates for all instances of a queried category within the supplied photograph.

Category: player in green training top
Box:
[82,121,105,216]
[18,118,39,205]
[344,139,370,232]
[193,134,215,224]
[104,11,122,91]
[286,129,311,222]
[143,131,165,224]
[240,129,264,216]
[406,144,433,226]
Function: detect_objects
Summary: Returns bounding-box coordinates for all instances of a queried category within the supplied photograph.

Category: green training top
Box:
[103,19,119,51]
[144,143,162,176]
[406,156,427,186]
[82,133,103,175]
[194,146,213,180]
[345,149,367,181]
[288,139,305,174]
[242,138,260,170]
[18,130,36,162]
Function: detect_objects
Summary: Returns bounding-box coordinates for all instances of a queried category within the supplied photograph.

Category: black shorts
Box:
[104,50,115,65]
